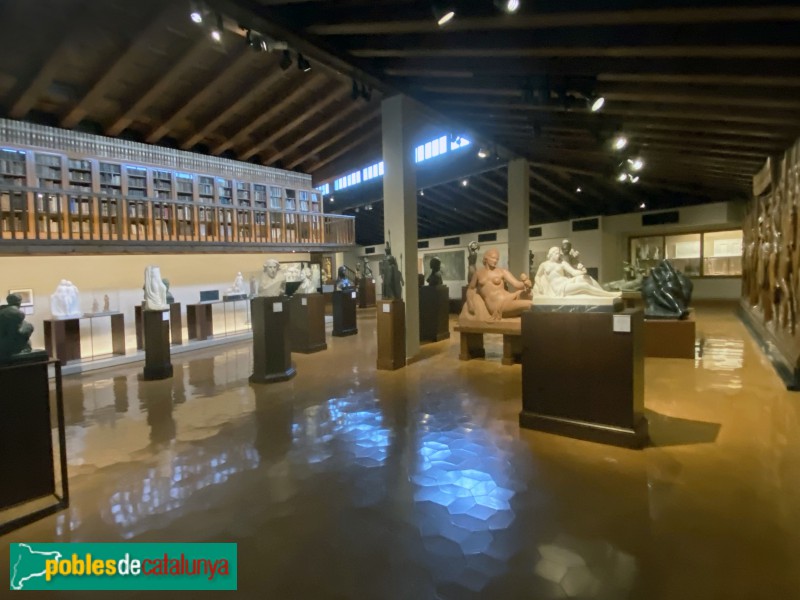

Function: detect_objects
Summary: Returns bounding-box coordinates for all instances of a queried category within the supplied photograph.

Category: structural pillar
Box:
[507,158,530,278]
[382,94,419,360]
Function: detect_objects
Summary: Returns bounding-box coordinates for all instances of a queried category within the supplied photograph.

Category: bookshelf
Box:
[217,178,233,206]
[269,185,282,210]
[35,153,64,236]
[254,184,268,210]
[125,166,147,198]
[153,170,173,200]
[98,162,121,240]
[236,181,251,207]
[0,148,28,236]
[198,175,214,204]
[285,189,297,211]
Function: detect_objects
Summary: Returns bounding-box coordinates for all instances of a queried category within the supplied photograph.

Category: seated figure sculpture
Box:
[426,256,443,286]
[259,259,286,297]
[144,265,169,311]
[335,266,355,291]
[534,247,620,299]
[460,249,532,323]
[0,293,34,361]
[641,259,693,319]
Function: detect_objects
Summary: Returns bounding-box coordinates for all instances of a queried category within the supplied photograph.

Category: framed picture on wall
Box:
[8,288,33,307]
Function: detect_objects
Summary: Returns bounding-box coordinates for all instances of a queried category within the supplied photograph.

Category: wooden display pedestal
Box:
[455,322,522,365]
[520,309,648,449]
[644,310,696,359]
[143,310,173,381]
[44,313,126,364]
[419,285,451,343]
[377,299,406,370]
[187,303,213,341]
[290,293,327,353]
[358,279,376,308]
[250,296,296,384]
[0,358,68,534]
[332,289,358,337]
[135,303,182,349]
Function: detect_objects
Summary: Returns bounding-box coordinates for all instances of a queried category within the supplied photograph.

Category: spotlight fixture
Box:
[576,187,582,193]
[434,6,456,26]
[494,0,520,13]
[617,173,628,182]
[190,2,204,24]
[589,95,605,112]
[419,190,425,196]
[477,148,489,159]
[210,14,222,43]
[630,175,640,184]
[279,49,292,71]
[613,135,628,150]
[628,157,644,171]
[639,202,646,209]
[297,53,311,72]
[329,196,335,203]
[461,179,469,187]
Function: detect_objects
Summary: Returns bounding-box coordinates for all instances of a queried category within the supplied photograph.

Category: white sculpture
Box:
[225,272,247,297]
[143,265,169,311]
[50,279,82,318]
[296,263,318,294]
[259,259,286,297]
[534,247,620,299]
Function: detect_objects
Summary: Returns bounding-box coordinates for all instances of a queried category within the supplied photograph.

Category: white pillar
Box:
[507,158,530,277]
[382,95,419,360]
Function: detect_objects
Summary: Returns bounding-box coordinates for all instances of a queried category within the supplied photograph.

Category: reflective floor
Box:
[3,304,800,599]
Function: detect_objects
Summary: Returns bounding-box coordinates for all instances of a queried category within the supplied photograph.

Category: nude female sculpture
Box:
[465,248,532,320]
[533,247,620,298]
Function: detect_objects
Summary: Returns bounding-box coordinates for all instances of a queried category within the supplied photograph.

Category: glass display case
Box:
[703,230,743,276]
[664,233,702,277]
[630,229,743,277]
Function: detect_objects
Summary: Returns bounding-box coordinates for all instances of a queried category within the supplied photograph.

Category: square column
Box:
[382,95,419,360]
[507,158,530,278]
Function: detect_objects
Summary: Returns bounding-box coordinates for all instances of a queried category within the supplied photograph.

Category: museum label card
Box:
[162,311,170,321]
[301,298,308,306]
[351,291,357,299]
[273,303,283,313]
[613,314,631,333]
[382,303,391,313]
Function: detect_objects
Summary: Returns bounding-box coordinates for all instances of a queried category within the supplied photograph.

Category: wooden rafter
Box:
[306,128,381,173]
[287,110,380,170]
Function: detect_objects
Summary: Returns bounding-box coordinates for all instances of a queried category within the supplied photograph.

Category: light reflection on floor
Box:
[4,304,800,599]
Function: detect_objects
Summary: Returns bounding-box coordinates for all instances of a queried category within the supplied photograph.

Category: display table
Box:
[290,293,327,353]
[377,299,405,370]
[250,296,295,383]
[143,309,173,380]
[419,285,451,343]
[454,321,521,365]
[358,279,376,308]
[44,312,125,364]
[186,298,250,341]
[332,289,358,337]
[644,309,696,359]
[0,358,68,534]
[519,308,648,449]
[135,303,182,349]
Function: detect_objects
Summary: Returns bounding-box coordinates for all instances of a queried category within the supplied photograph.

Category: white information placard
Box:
[162,311,170,321]
[613,314,631,333]
[382,303,391,313]
[301,298,308,306]
[273,303,283,313]
[351,291,357,299]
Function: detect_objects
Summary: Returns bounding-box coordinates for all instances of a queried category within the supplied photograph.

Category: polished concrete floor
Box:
[3,303,800,599]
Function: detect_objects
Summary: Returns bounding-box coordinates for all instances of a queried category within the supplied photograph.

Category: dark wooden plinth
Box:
[419,285,451,343]
[290,293,327,353]
[520,309,648,449]
[143,310,173,380]
[44,318,81,363]
[0,359,55,509]
[377,299,406,370]
[187,303,213,341]
[455,323,521,365]
[250,297,296,384]
[136,303,183,349]
[358,279,376,308]
[644,310,696,359]
[332,290,358,337]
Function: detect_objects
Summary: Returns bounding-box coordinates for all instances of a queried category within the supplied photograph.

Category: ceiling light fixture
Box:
[639,202,646,209]
[576,187,582,193]
[613,135,628,150]
[297,53,311,72]
[617,173,628,182]
[628,157,644,171]
[494,0,520,13]
[419,190,425,196]
[461,179,469,187]
[590,95,605,112]
[434,6,456,26]
[329,196,335,203]
[630,175,640,184]
[477,148,489,158]
[190,2,204,24]
[279,49,292,71]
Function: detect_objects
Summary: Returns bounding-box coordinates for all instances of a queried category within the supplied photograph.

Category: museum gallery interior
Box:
[2,0,800,597]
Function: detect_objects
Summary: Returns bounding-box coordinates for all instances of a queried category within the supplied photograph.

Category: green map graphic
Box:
[10,543,62,590]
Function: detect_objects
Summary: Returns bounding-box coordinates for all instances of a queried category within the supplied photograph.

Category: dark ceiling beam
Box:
[181,67,297,150]
[310,139,382,182]
[441,180,508,221]
[146,46,254,144]
[213,73,326,155]
[107,36,214,136]
[308,6,800,35]
[8,2,92,120]
[306,128,381,173]
[416,190,484,231]
[597,72,800,87]
[287,109,380,170]
[265,101,366,165]
[61,6,172,129]
[240,84,351,160]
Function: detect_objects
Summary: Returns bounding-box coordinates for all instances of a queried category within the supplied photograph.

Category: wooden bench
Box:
[454,322,522,365]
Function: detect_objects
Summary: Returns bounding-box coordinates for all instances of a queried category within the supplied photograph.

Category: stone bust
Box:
[0,293,34,361]
[427,256,443,286]
[336,266,354,291]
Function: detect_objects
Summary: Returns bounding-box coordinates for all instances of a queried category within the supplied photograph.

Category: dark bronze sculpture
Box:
[335,266,355,291]
[641,260,693,319]
[0,293,35,361]
[427,256,443,286]
[380,235,404,299]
